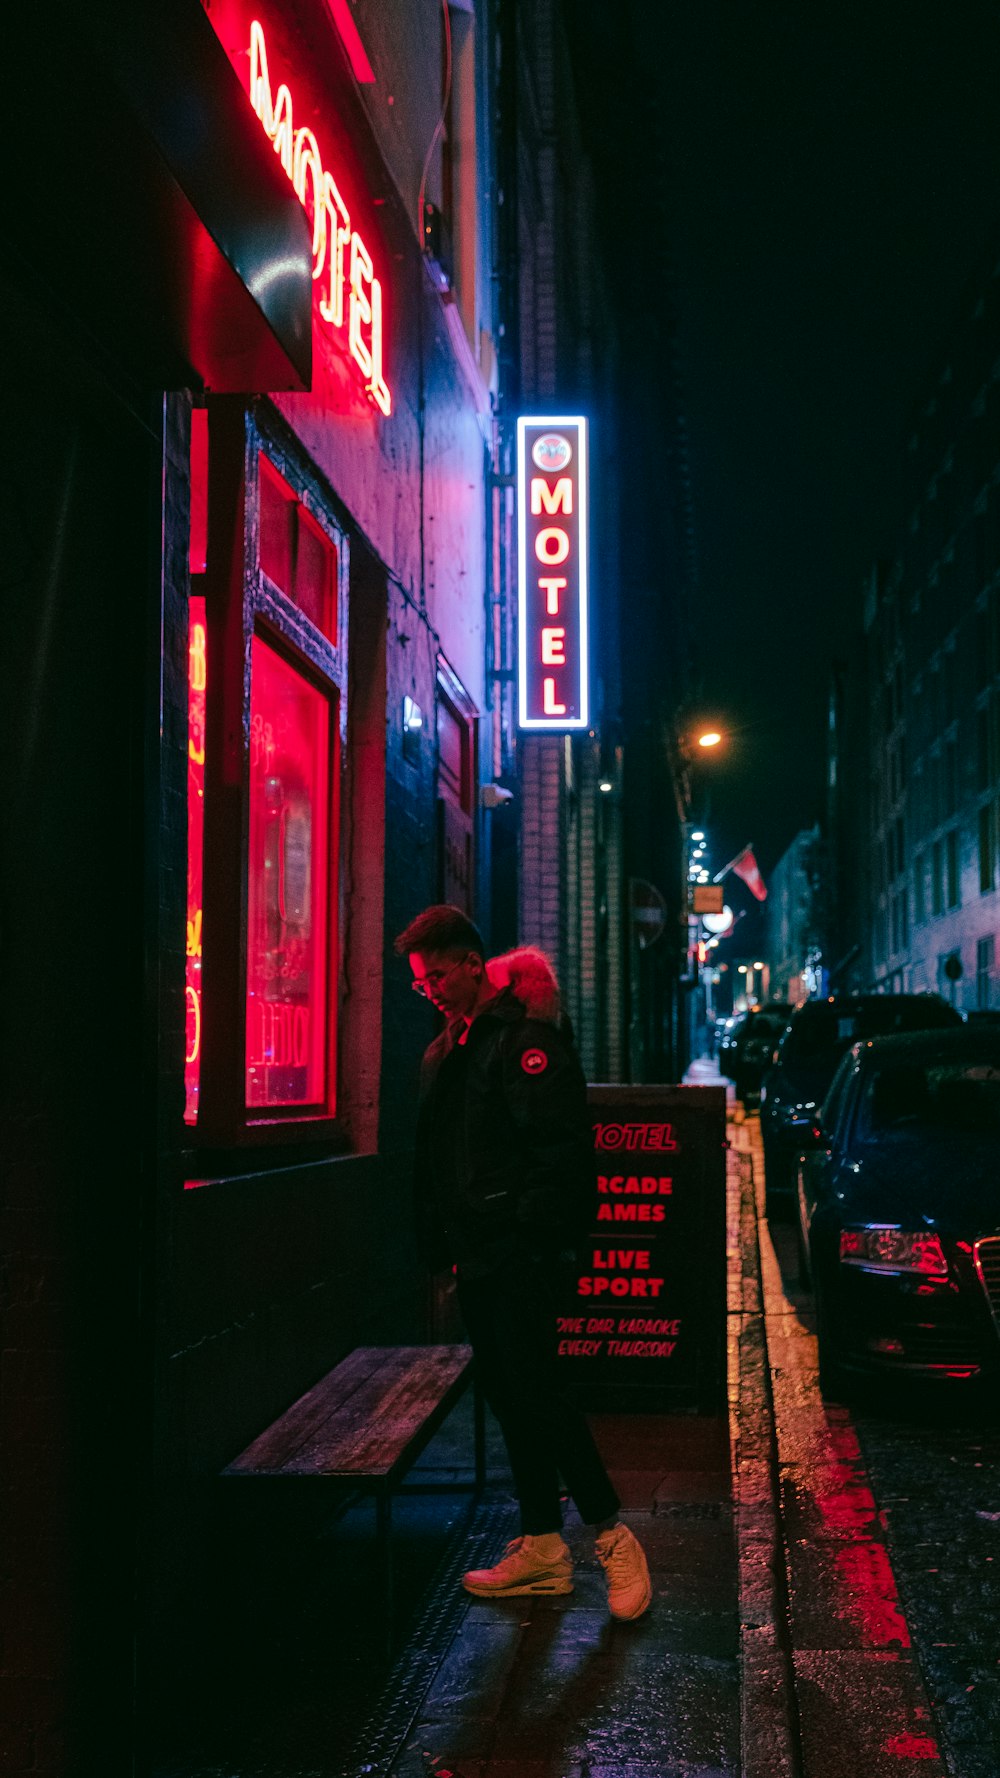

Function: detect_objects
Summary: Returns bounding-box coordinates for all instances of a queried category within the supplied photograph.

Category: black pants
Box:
[457,1255,620,1536]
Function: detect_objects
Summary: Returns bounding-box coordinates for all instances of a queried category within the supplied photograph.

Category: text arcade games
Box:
[559,1085,728,1412]
[517,417,589,729]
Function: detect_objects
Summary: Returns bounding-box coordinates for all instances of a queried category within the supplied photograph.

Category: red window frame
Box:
[245,632,335,1115]
[187,410,348,1152]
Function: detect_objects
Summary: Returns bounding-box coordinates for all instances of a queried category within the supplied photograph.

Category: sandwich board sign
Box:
[558,1084,727,1413]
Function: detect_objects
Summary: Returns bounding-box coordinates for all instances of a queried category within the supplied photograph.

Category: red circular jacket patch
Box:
[521,1048,548,1075]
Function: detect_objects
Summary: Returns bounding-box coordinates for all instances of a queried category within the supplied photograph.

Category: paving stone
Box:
[652,1471,731,1507]
[423,1620,523,1719]
[391,1758,487,1778]
[785,1534,910,1650]
[590,1416,731,1473]
[779,1459,880,1541]
[488,1647,738,1769]
[518,1602,737,1661]
[462,1597,540,1628]
[770,1403,861,1471]
[542,1560,733,1617]
[654,1501,732,1529]
[401,1715,496,1764]
[484,1762,584,1778]
[612,1519,735,1577]
[792,1650,947,1778]
[739,1624,796,1778]
[587,1766,736,1778]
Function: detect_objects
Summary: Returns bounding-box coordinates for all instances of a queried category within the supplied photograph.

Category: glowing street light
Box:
[697,731,722,749]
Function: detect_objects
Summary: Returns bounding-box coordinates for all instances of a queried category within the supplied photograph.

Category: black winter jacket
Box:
[413,985,594,1276]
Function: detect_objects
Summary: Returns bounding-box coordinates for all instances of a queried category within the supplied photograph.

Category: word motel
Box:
[249,19,391,414]
[517,416,589,728]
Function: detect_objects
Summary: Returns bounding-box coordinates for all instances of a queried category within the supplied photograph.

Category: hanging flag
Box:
[730,846,767,902]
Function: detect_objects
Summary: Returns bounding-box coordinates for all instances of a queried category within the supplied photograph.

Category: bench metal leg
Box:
[376,1489,394,1661]
[473,1372,486,1497]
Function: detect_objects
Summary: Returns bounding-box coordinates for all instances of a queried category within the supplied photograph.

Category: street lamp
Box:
[697,731,723,749]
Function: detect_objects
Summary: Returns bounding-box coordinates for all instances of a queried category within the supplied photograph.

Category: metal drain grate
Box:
[338,1495,518,1778]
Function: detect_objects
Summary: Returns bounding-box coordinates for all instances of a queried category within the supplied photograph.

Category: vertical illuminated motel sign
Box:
[517,416,589,729]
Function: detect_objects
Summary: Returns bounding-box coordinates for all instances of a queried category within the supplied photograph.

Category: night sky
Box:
[573,0,1000,886]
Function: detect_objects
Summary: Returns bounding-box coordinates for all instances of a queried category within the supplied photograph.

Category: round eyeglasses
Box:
[411,956,471,998]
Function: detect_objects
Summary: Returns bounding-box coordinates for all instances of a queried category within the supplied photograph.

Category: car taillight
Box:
[839,1227,948,1278]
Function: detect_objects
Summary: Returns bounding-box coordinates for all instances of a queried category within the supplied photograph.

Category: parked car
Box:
[795,1027,1000,1397]
[719,1002,789,1084]
[760,993,961,1213]
[717,1011,747,1071]
[730,1005,792,1101]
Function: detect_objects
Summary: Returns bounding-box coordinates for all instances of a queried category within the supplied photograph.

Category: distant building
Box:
[826,643,874,992]
[846,246,1000,1009]
[765,825,826,1005]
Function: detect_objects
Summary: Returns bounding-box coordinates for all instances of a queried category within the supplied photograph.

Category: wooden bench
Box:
[223,1345,485,1651]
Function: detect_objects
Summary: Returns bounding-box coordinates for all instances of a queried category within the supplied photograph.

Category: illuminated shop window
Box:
[246,635,333,1110]
[259,454,338,644]
[190,409,209,577]
[185,595,207,1124]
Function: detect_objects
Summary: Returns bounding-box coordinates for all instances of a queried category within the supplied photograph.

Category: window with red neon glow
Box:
[259,455,338,645]
[246,636,332,1110]
[185,595,207,1124]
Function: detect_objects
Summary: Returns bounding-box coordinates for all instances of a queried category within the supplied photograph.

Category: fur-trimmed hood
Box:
[486,945,562,1024]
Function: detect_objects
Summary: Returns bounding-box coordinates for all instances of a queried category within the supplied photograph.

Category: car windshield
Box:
[748,1013,788,1038]
[857,1060,1000,1139]
[781,999,955,1063]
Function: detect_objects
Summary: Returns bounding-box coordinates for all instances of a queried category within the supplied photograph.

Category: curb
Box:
[727,1123,802,1778]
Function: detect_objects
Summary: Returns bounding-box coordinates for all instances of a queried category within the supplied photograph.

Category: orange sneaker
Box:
[462,1535,573,1598]
[595,1523,652,1620]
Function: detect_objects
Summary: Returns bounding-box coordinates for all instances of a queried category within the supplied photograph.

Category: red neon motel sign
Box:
[517,417,589,729]
[248,18,391,415]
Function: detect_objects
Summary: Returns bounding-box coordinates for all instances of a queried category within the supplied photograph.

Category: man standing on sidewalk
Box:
[395,904,651,1621]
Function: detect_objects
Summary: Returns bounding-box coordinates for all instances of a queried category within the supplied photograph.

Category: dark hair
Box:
[393,905,486,959]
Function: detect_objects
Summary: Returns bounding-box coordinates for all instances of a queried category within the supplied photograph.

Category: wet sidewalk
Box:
[378,1412,740,1778]
[153,1057,960,1778]
[334,1058,741,1778]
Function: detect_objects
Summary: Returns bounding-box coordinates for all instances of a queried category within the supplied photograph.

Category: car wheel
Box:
[814,1273,850,1402]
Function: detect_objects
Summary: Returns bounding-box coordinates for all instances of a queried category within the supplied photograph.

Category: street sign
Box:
[692,883,724,915]
[630,878,667,949]
[702,904,734,935]
[557,1084,727,1412]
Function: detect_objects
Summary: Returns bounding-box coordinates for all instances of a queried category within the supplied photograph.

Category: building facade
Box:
[2,2,692,1768]
[3,0,500,1765]
[493,0,696,1083]
[847,247,1000,1009]
[765,825,826,1005]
